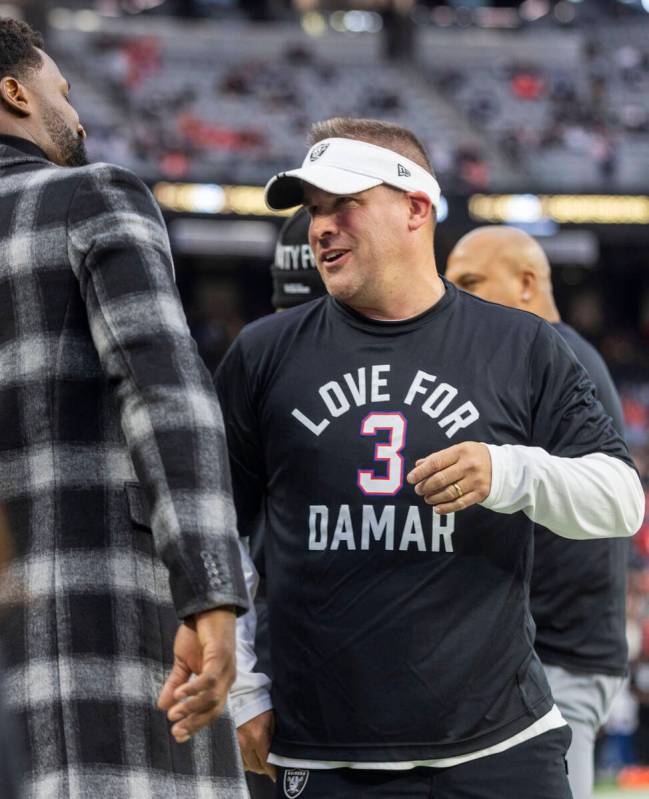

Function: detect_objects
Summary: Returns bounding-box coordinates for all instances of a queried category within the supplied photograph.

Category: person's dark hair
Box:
[0,18,44,82]
[309,117,435,176]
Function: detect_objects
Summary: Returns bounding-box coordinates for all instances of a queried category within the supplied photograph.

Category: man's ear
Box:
[520,270,537,303]
[0,77,31,116]
[406,191,433,232]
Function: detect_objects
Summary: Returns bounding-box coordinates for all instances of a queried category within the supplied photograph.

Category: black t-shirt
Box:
[531,322,629,676]
[216,281,632,762]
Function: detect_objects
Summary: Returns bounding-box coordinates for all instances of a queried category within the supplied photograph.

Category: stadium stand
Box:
[48,15,649,194]
[48,19,511,191]
[419,23,649,192]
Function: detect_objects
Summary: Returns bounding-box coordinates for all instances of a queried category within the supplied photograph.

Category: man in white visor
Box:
[217,117,644,799]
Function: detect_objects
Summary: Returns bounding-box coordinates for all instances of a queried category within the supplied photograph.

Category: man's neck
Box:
[348,275,445,322]
[529,297,561,324]
[0,129,48,160]
[0,119,38,146]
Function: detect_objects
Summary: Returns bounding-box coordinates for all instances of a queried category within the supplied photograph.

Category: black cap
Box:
[271,208,326,310]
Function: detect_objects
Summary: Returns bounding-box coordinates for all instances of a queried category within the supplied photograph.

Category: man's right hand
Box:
[158,608,237,743]
[237,709,276,781]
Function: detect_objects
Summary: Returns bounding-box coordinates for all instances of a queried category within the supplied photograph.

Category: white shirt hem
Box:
[268,705,566,770]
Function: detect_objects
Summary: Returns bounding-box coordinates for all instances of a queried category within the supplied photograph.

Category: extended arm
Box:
[67,164,247,741]
[408,320,644,539]
[483,445,644,539]
[408,440,644,540]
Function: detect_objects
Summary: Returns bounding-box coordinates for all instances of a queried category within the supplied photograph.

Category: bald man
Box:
[447,226,627,799]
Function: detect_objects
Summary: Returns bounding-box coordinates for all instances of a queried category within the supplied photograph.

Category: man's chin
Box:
[57,140,89,168]
[65,146,89,168]
[324,280,359,304]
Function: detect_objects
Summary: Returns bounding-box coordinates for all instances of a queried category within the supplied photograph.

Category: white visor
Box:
[265,137,441,213]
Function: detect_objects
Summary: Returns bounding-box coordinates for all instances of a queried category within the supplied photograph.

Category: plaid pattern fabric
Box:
[0,138,248,798]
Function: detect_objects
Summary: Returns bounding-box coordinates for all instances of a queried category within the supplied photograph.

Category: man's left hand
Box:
[407,442,492,514]
[237,710,276,781]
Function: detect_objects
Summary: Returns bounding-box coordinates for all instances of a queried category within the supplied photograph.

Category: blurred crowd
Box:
[435,55,618,182]
[428,24,649,191]
[48,17,649,195]
[595,379,649,783]
[54,28,489,191]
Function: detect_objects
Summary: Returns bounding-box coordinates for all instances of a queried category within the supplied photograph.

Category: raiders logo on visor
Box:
[309,142,330,162]
[283,768,309,797]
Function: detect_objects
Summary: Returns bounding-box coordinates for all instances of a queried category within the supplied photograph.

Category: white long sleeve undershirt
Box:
[481,446,644,540]
[230,446,645,740]
[230,538,272,728]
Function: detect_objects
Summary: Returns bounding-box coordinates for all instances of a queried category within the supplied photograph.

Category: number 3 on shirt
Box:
[357,412,407,496]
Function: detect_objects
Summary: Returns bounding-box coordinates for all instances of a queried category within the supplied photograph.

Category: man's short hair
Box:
[0,18,44,82]
[309,117,435,177]
[309,118,437,229]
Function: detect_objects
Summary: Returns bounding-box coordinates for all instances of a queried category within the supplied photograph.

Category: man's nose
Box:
[77,124,86,139]
[311,212,338,242]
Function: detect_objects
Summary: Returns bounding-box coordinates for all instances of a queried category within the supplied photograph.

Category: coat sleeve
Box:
[66,163,247,620]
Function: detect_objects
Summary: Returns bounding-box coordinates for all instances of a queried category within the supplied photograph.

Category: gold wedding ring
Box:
[451,482,463,499]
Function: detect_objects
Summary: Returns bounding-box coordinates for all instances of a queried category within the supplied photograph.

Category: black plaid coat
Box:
[0,137,249,798]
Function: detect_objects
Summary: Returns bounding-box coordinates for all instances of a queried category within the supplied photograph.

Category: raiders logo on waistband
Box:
[283,768,309,797]
[309,142,330,162]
